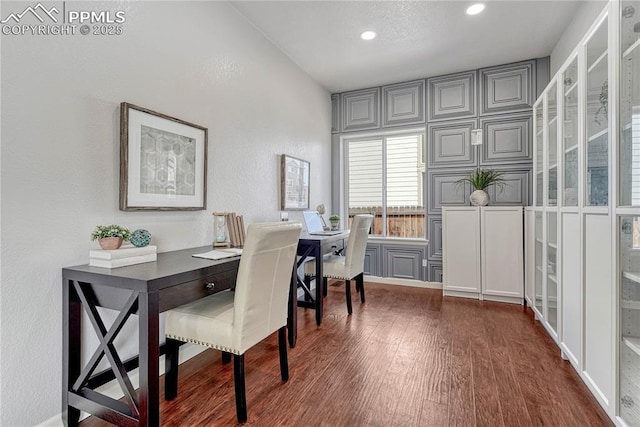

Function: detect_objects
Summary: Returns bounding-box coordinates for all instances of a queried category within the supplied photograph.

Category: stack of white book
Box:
[89,245,158,268]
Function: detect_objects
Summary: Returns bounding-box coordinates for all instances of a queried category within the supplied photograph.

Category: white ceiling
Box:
[231,0,583,93]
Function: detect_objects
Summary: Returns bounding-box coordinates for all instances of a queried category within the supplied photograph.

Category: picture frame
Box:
[280,154,310,210]
[120,102,208,211]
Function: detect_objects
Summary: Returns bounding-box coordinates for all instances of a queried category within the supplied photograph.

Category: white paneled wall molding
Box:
[332,58,547,282]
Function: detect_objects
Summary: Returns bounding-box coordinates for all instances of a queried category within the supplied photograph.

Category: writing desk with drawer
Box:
[294,231,349,326]
[62,245,297,426]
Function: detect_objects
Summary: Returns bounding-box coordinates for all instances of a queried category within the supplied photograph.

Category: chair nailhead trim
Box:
[303,273,351,280]
[165,334,241,355]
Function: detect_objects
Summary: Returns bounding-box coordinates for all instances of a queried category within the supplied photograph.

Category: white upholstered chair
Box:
[304,214,373,314]
[164,222,301,424]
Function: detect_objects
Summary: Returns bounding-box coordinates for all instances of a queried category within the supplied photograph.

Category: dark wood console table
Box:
[61,245,297,426]
[295,232,349,326]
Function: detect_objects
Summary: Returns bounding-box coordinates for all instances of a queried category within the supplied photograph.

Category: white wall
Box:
[549,0,608,76]
[0,1,331,425]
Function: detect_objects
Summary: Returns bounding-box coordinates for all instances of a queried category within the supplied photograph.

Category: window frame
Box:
[341,128,427,239]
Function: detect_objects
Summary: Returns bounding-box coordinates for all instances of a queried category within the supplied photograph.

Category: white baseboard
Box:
[364,275,443,290]
[37,344,206,427]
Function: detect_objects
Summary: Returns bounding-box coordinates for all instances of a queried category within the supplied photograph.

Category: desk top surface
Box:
[299,231,349,242]
[62,245,241,290]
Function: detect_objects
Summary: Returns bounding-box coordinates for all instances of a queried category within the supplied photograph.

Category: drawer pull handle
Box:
[205,282,215,290]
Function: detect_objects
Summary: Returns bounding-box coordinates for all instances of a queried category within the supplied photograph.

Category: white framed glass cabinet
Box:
[618,1,640,425]
[525,3,625,422]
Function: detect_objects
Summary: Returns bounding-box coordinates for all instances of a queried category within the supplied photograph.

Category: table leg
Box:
[287,266,297,348]
[62,279,81,427]
[314,244,323,326]
[138,292,160,426]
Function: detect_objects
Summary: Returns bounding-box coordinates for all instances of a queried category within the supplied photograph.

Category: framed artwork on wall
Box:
[280,154,310,210]
[120,102,208,211]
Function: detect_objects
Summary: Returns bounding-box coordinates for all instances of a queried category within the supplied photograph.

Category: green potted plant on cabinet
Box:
[457,169,506,206]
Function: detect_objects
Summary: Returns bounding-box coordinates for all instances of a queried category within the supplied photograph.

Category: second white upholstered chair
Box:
[164,221,301,424]
[304,214,373,314]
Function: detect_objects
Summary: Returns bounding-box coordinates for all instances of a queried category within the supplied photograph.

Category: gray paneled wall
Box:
[332,58,548,282]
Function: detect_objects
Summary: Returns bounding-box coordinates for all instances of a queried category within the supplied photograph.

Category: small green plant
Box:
[457,169,506,192]
[329,215,340,222]
[91,224,131,241]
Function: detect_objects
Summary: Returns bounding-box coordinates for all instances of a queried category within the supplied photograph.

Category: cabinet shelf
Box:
[623,300,640,310]
[549,116,558,126]
[548,274,557,283]
[623,38,640,59]
[623,271,640,283]
[623,337,640,357]
[564,81,578,97]
[565,144,578,154]
[587,50,608,74]
[588,128,608,142]
[548,242,557,249]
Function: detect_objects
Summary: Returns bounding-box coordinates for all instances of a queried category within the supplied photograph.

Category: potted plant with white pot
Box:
[329,215,340,230]
[457,169,506,206]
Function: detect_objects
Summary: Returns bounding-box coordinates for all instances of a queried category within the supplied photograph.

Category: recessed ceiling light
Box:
[466,3,485,15]
[360,31,376,40]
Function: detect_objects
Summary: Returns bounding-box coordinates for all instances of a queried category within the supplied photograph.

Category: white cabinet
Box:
[442,207,481,294]
[442,206,523,304]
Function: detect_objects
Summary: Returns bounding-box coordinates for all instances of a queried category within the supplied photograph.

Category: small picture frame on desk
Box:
[280,154,310,210]
[120,102,208,211]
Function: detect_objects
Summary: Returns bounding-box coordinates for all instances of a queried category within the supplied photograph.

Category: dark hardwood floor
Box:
[81,282,612,426]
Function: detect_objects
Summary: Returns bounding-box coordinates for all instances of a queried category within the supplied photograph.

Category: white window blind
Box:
[345,132,425,238]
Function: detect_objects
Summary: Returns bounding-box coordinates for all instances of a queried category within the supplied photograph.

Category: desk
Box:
[62,245,297,427]
[294,231,349,326]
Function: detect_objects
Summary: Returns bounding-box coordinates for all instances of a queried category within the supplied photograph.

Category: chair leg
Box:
[221,351,232,364]
[345,280,353,315]
[357,273,365,303]
[278,326,289,381]
[234,354,247,423]
[164,338,180,401]
[323,276,328,297]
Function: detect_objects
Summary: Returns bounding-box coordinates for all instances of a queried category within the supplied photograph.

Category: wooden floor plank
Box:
[80,283,613,427]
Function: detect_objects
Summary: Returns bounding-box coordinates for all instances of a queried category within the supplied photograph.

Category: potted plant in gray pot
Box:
[457,169,506,206]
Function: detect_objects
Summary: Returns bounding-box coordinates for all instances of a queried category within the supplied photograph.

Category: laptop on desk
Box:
[302,211,343,236]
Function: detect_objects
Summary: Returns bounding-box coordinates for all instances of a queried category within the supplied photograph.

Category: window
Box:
[345,132,425,238]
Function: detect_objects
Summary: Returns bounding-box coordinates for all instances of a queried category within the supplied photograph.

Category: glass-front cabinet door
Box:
[619,217,640,426]
[585,19,609,206]
[563,58,579,206]
[619,3,640,425]
[548,84,558,206]
[620,1,640,206]
[535,103,544,206]
[547,212,558,333]
[535,211,544,315]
